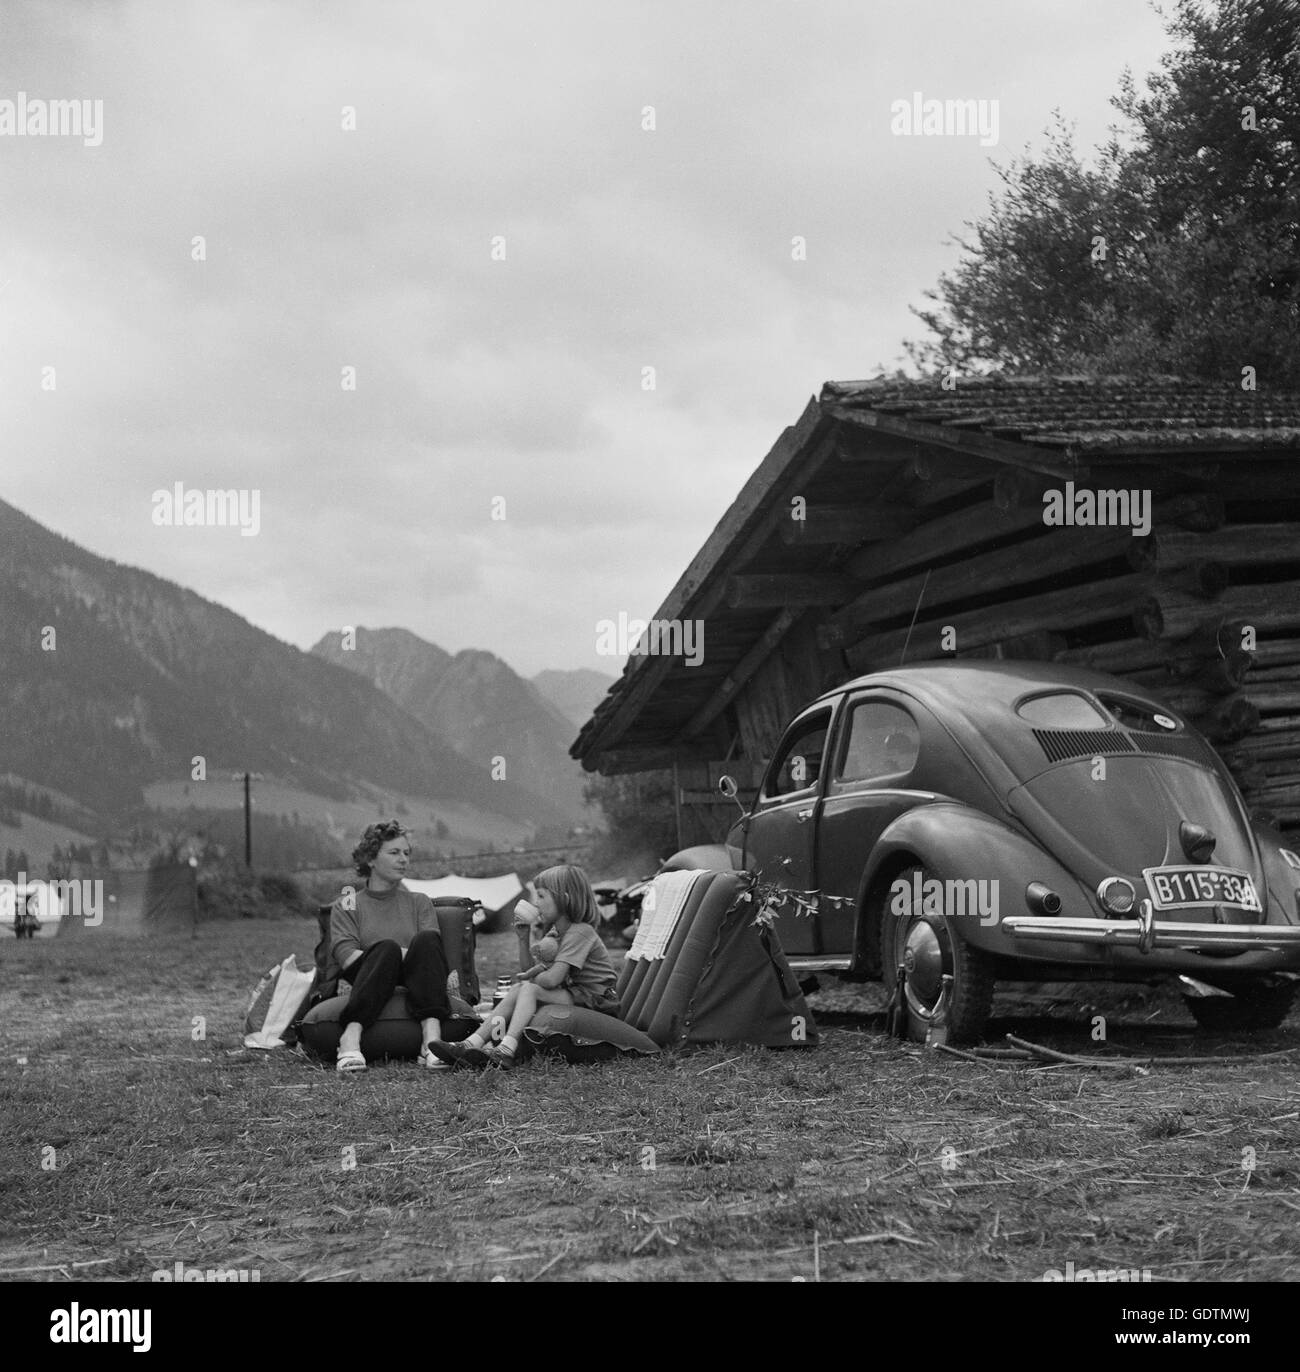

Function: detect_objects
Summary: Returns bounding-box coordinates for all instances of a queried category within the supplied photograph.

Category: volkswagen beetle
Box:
[678,660,1300,1042]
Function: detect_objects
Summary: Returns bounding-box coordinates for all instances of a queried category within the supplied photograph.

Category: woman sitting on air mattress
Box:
[331,820,455,1072]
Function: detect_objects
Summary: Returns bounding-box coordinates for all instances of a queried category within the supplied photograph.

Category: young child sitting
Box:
[429,864,617,1070]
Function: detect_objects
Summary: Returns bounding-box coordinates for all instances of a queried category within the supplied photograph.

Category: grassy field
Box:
[1,914,1298,1283]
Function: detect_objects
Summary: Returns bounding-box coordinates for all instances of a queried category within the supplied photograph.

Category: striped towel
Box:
[626,870,704,961]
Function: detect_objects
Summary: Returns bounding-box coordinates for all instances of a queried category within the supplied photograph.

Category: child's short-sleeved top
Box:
[554,923,617,995]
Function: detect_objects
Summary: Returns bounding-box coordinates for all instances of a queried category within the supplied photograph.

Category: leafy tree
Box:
[583,770,677,871]
[908,0,1300,385]
[48,845,71,879]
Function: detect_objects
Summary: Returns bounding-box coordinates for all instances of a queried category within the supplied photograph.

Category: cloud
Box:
[0,0,1170,676]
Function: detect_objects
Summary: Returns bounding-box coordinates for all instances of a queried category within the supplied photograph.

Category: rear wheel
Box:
[1183,980,1296,1032]
[880,864,996,1044]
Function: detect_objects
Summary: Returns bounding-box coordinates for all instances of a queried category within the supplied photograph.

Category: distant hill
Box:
[532,668,617,732]
[309,626,453,710]
[312,628,594,819]
[0,498,567,845]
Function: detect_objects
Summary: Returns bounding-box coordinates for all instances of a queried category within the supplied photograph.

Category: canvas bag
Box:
[243,954,317,1049]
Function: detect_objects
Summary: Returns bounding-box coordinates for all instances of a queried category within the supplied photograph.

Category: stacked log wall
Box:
[733,615,827,761]
[815,468,1300,835]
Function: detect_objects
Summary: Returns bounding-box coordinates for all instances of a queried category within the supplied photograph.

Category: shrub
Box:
[197,864,307,920]
[257,872,305,909]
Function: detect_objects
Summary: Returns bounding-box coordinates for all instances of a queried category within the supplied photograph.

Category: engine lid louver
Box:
[1032,728,1215,767]
[1032,729,1136,764]
[1128,731,1214,766]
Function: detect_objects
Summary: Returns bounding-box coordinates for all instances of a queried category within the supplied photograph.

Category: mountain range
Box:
[310,627,606,818]
[0,496,613,864]
[532,668,615,730]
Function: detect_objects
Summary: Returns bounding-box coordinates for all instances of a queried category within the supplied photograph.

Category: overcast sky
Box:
[1,0,1171,678]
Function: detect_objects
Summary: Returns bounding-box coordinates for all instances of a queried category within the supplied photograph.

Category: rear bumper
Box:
[1002,912,1300,954]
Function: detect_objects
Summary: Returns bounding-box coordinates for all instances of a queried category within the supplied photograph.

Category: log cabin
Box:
[572,375,1300,845]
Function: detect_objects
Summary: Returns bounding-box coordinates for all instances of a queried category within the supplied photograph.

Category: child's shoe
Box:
[427,1041,472,1069]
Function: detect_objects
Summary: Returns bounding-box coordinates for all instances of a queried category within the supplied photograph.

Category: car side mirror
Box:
[718,774,748,819]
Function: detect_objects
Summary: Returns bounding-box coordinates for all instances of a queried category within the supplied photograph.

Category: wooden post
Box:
[672,759,684,853]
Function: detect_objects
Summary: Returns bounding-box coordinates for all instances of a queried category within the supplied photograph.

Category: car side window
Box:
[765,710,832,799]
[835,700,920,784]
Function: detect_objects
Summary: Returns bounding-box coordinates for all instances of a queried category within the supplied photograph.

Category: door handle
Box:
[796,808,814,823]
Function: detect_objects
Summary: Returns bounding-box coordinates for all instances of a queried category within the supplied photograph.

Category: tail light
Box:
[1179,821,1216,863]
[1097,876,1136,915]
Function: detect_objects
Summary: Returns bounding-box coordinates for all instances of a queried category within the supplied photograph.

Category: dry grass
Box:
[1,916,1297,1282]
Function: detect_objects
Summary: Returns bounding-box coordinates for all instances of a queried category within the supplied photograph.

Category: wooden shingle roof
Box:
[823,375,1300,455]
[574,374,1300,773]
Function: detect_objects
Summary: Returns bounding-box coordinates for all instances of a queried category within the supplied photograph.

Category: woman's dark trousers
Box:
[341,931,452,1028]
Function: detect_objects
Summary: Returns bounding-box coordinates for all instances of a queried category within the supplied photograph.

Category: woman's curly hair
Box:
[351,819,409,878]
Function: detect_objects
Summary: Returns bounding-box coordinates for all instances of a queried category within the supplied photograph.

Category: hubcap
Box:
[902,919,947,1019]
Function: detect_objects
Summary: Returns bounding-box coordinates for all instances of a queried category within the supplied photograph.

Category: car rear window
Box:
[1016,692,1111,729]
[1098,695,1182,732]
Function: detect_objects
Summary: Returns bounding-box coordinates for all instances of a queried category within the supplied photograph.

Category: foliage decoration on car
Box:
[734,868,855,930]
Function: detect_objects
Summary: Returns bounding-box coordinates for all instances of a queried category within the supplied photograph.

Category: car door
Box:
[816,693,926,957]
[742,703,837,955]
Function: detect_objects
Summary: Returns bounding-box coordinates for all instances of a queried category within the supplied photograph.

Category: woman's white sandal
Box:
[336,1049,367,1072]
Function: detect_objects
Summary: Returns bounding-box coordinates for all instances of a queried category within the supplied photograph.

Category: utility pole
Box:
[231,772,264,868]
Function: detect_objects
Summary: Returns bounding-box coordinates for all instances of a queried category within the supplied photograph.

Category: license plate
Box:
[1143,866,1262,913]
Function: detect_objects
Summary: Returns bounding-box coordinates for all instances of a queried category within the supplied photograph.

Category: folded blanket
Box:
[626,870,704,961]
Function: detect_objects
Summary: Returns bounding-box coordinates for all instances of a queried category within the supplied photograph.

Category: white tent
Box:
[404,872,525,927]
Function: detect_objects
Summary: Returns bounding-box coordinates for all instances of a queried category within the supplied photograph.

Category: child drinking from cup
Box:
[428,864,617,1070]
